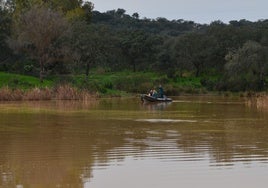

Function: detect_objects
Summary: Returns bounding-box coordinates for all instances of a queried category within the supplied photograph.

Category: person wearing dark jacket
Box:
[158,85,164,98]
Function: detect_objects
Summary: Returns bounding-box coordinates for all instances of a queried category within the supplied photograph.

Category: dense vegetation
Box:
[1,0,268,97]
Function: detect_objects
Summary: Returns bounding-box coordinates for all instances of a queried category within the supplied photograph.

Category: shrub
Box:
[0,87,23,101]
[55,85,80,100]
[24,87,53,100]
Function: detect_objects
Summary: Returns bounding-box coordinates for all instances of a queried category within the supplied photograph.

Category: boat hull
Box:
[141,94,172,102]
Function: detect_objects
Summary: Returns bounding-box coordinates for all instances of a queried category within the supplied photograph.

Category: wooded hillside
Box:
[1,0,268,93]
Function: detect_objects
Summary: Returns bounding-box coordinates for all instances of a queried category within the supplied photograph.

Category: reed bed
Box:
[55,85,81,100]
[0,87,24,101]
[246,94,268,111]
[255,95,268,110]
[0,85,96,101]
[24,87,53,100]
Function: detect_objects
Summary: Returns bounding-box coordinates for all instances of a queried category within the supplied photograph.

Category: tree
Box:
[82,1,94,23]
[157,39,176,77]
[174,33,216,77]
[12,0,83,12]
[8,5,69,82]
[224,41,268,91]
[0,0,13,69]
[116,8,125,18]
[132,12,139,19]
[120,30,153,72]
[11,0,91,21]
[67,22,103,79]
[0,0,13,10]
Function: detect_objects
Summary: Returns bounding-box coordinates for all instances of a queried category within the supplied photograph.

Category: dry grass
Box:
[0,85,96,101]
[0,87,23,101]
[24,87,53,100]
[55,85,80,100]
[256,95,268,110]
[246,94,268,111]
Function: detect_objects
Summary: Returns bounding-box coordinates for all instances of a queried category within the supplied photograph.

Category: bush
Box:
[201,78,217,91]
[24,87,52,100]
[55,84,80,100]
[0,87,23,101]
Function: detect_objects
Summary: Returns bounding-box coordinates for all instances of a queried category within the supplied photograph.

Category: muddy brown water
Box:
[0,96,267,188]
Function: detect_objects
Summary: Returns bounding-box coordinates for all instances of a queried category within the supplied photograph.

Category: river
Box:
[0,96,267,188]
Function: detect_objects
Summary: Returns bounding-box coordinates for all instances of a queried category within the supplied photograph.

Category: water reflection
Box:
[0,97,268,188]
[141,102,172,111]
[246,96,268,111]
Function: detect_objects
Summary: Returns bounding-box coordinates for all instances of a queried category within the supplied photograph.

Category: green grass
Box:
[173,77,202,88]
[72,71,165,94]
[0,71,207,96]
[0,72,53,90]
[71,71,205,95]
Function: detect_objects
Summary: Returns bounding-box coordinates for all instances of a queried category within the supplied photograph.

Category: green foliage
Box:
[2,2,268,93]
[0,2,12,64]
[72,72,157,93]
[9,5,69,82]
[68,71,206,95]
[224,41,268,91]
[113,74,151,93]
[120,30,159,72]
[0,72,52,89]
[200,77,219,91]
[91,10,202,36]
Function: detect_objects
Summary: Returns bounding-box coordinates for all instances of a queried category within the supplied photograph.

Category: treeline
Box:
[1,0,268,92]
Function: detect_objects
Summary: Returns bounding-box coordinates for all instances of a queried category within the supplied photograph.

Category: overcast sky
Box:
[90,0,268,24]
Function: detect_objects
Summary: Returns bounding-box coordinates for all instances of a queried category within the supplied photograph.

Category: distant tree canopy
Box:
[0,0,14,69]
[1,1,268,91]
[225,41,268,91]
[67,21,105,78]
[8,5,69,82]
[91,9,202,36]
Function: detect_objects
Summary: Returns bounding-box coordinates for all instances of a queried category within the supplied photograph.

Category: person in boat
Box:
[152,89,158,98]
[148,89,153,96]
[148,88,158,97]
[158,85,164,98]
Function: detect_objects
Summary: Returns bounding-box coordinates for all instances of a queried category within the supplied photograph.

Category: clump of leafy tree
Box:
[1,1,268,92]
[0,0,13,70]
[6,0,93,82]
[8,5,69,82]
[224,41,268,91]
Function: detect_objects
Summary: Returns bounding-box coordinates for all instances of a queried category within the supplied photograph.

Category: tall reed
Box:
[246,94,268,111]
[0,87,23,101]
[256,95,268,110]
[55,85,81,100]
[24,87,53,100]
[0,85,95,101]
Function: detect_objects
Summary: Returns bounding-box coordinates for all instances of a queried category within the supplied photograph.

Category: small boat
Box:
[141,94,172,102]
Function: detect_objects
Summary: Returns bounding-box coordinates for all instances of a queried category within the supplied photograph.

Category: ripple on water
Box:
[135,119,197,123]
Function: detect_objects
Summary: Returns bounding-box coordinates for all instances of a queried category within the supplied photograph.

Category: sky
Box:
[89,0,268,24]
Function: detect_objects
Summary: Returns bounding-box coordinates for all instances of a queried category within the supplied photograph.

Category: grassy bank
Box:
[71,71,206,96]
[0,71,208,101]
[1,71,268,101]
[0,72,53,89]
[0,72,95,100]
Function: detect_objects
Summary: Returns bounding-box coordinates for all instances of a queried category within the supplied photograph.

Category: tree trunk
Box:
[132,59,136,72]
[39,60,44,83]
[194,61,202,77]
[195,66,200,77]
[258,71,265,91]
[85,62,90,80]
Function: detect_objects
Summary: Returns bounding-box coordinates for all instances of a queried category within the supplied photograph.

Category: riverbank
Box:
[0,71,267,101]
[0,71,206,100]
[246,93,268,110]
[0,85,96,101]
